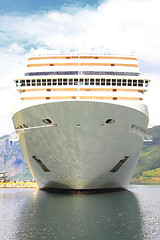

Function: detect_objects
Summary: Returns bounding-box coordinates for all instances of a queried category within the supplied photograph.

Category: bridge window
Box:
[128,79,132,86]
[106,79,111,85]
[101,79,105,85]
[16,80,19,87]
[122,79,126,86]
[96,79,100,85]
[20,80,25,87]
[117,79,121,86]
[32,80,36,86]
[79,79,84,85]
[133,80,137,86]
[42,79,46,86]
[63,79,67,85]
[58,79,62,85]
[53,79,57,85]
[26,80,30,86]
[47,79,51,86]
[112,79,116,86]
[74,79,78,85]
[90,79,94,85]
[69,79,73,85]
[37,79,41,86]
[85,79,89,85]
[145,80,148,87]
[138,80,143,87]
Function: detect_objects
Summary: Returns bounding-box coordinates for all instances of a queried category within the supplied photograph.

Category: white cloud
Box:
[144,73,160,127]
[1,0,160,57]
[0,0,160,136]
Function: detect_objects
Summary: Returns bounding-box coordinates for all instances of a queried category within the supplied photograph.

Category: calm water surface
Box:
[0,185,160,240]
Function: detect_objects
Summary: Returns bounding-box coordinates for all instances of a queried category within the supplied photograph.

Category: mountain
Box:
[0,126,160,181]
[0,134,32,180]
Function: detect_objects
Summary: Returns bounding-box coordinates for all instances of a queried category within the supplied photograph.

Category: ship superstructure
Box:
[15,51,149,103]
[12,50,150,191]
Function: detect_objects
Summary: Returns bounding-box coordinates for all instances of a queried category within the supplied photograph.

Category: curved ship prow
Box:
[12,50,150,191]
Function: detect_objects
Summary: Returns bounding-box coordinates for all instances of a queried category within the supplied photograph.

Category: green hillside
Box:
[143,168,160,177]
[133,125,160,178]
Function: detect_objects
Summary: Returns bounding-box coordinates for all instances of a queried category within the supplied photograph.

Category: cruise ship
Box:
[12,49,150,191]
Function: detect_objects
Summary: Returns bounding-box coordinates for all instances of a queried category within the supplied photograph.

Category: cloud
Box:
[0,0,160,60]
[144,72,160,126]
[0,0,160,135]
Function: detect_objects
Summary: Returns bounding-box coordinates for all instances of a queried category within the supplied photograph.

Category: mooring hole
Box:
[106,119,115,124]
[43,118,52,124]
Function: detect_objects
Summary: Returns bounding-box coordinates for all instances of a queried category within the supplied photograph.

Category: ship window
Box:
[96,79,100,85]
[101,79,105,85]
[133,80,137,86]
[20,80,25,87]
[122,79,126,86]
[106,79,111,85]
[85,79,89,85]
[26,80,30,86]
[16,80,19,87]
[47,79,51,86]
[42,79,46,86]
[74,79,78,85]
[63,79,67,85]
[90,79,94,85]
[112,79,116,86]
[79,79,84,85]
[32,80,36,86]
[138,80,143,87]
[69,79,73,85]
[37,79,41,86]
[58,79,62,85]
[128,79,132,86]
[117,79,121,86]
[53,79,57,85]
[145,80,148,87]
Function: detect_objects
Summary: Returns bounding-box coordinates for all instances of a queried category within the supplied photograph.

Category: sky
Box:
[0,0,160,136]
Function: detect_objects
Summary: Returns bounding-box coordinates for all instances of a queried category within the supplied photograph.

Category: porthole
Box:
[106,119,115,124]
[77,124,80,127]
[43,119,52,124]
[23,124,28,128]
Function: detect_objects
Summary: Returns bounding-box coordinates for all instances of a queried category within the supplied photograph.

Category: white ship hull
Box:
[12,100,148,190]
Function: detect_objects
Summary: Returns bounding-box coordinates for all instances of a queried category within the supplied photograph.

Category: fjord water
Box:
[0,186,160,240]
